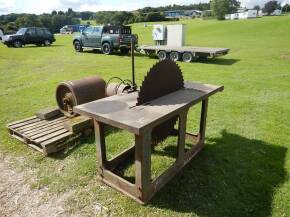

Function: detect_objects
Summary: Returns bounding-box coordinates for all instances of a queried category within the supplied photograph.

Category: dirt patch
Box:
[281,54,290,61]
[0,153,110,217]
[0,154,74,217]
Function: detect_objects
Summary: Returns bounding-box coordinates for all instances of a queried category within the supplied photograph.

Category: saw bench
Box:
[74,81,223,204]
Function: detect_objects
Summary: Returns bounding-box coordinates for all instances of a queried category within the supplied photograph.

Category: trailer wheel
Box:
[169,51,180,62]
[157,50,167,61]
[182,52,193,62]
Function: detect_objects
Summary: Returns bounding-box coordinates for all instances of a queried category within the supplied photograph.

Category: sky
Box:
[0,0,289,15]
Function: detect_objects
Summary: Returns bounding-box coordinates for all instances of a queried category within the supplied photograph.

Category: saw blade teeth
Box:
[137,60,185,143]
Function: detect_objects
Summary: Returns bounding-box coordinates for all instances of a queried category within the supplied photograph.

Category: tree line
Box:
[211,0,288,20]
[0,3,210,33]
[0,11,80,34]
[0,1,289,33]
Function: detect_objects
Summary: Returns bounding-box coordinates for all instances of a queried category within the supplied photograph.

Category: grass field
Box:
[0,16,290,216]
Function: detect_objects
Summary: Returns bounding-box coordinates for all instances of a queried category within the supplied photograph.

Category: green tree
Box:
[229,0,241,13]
[211,0,240,20]
[211,0,230,20]
[282,4,290,13]
[5,22,18,32]
[15,14,42,27]
[66,8,76,17]
[39,15,53,31]
[263,1,280,15]
[253,5,260,10]
[52,14,69,33]
[145,12,165,22]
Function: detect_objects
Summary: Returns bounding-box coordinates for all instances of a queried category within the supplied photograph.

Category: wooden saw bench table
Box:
[74,81,224,204]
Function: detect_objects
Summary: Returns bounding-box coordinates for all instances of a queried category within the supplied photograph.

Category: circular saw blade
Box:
[137,60,184,144]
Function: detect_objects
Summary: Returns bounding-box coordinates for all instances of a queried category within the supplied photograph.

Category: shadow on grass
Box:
[19,44,64,48]
[150,130,287,217]
[195,58,239,65]
[80,49,238,65]
[49,125,120,160]
[82,49,145,57]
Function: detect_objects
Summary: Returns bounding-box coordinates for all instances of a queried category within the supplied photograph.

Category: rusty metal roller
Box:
[56,76,106,116]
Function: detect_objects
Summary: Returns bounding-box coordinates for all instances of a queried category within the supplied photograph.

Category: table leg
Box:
[94,119,107,170]
[135,129,152,203]
[199,99,208,145]
[177,110,188,162]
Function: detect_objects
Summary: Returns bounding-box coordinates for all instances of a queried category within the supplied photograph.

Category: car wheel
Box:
[182,52,193,62]
[120,47,129,55]
[13,40,22,48]
[74,41,83,52]
[157,50,168,61]
[169,51,180,62]
[44,39,51,46]
[102,43,112,55]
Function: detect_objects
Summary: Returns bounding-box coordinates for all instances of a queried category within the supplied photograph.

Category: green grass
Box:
[0,16,290,216]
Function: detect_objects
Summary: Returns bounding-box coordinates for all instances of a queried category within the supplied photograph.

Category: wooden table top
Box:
[74,82,224,134]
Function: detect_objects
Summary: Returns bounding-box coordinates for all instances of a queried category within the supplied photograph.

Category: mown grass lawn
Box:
[0,16,290,216]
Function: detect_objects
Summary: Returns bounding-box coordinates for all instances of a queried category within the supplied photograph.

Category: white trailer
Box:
[139,24,230,62]
[139,45,229,62]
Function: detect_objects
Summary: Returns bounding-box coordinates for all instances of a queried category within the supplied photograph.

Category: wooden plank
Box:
[7,114,81,156]
[11,133,26,143]
[17,116,66,131]
[16,119,47,131]
[41,131,73,146]
[33,129,68,143]
[44,132,81,155]
[22,118,66,135]
[18,117,66,133]
[9,118,41,129]
[30,125,65,140]
[7,116,36,127]
[63,116,93,133]
[23,123,65,137]
[27,143,44,154]
[36,107,61,120]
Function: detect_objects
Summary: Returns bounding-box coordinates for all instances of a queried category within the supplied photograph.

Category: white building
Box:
[0,28,3,39]
[271,9,282,16]
[225,10,258,20]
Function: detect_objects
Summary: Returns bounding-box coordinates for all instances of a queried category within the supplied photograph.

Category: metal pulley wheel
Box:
[56,76,106,116]
[106,83,131,97]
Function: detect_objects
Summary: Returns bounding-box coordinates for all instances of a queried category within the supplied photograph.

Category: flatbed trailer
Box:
[138,45,230,62]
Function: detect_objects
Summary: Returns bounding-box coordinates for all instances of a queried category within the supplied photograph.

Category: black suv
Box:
[1,27,55,48]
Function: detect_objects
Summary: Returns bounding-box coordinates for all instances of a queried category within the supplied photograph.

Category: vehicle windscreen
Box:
[16,28,27,35]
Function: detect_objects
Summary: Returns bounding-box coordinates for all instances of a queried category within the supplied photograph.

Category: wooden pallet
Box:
[7,115,81,156]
